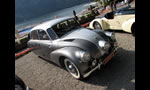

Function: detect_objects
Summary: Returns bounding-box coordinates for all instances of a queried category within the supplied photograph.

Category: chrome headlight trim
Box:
[92,60,97,66]
[98,40,110,51]
[98,40,106,49]
[105,32,115,40]
[76,51,91,62]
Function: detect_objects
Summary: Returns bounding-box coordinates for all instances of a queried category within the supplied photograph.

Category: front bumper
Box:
[83,48,117,78]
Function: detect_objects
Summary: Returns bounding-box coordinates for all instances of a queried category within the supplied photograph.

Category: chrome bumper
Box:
[83,62,103,78]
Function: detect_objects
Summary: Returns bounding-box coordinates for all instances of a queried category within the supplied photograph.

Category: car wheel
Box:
[64,59,81,79]
[15,84,24,90]
[15,75,26,90]
[93,21,102,30]
[132,28,135,36]
[131,23,135,36]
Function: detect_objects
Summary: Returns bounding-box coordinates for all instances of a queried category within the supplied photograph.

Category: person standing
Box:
[127,0,130,6]
[124,0,127,4]
[125,0,130,6]
[113,1,117,11]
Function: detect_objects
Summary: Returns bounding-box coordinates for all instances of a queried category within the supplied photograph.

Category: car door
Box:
[105,16,122,30]
[28,30,41,56]
[102,12,121,30]
[37,29,55,60]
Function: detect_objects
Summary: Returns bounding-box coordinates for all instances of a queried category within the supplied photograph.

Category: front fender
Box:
[122,18,135,33]
[50,47,89,75]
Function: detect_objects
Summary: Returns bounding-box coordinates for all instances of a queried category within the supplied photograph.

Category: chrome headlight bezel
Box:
[105,32,116,41]
[98,40,110,51]
[75,51,91,62]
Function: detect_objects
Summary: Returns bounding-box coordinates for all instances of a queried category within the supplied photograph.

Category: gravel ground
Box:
[15,31,135,90]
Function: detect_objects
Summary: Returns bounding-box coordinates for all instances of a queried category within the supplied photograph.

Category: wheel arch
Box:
[50,47,81,67]
[122,18,135,33]
[59,56,66,68]
[89,19,103,29]
[93,20,104,29]
[131,22,135,34]
[50,47,89,75]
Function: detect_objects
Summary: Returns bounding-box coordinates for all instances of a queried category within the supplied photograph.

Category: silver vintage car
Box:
[27,17,118,79]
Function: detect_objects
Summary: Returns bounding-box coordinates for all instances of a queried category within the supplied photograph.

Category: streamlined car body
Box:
[27,17,118,79]
[89,6,135,35]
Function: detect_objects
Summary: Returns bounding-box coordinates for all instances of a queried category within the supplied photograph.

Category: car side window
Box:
[30,30,39,40]
[38,30,49,40]
[47,28,58,40]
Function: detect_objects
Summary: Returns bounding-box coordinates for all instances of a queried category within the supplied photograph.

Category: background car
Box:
[27,17,118,79]
[89,6,135,36]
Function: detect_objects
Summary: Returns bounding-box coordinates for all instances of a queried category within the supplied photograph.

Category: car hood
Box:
[53,28,109,58]
[61,28,105,46]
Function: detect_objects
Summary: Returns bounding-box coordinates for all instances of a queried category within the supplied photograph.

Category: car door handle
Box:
[48,45,51,48]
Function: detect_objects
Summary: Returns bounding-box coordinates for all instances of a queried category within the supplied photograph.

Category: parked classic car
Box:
[15,75,30,90]
[89,6,135,36]
[27,17,118,79]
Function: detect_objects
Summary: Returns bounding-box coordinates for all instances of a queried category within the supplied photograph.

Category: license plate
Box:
[103,51,115,64]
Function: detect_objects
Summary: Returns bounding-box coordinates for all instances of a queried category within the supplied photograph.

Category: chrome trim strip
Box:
[83,62,103,78]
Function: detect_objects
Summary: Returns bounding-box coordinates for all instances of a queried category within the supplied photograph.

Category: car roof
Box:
[30,17,72,32]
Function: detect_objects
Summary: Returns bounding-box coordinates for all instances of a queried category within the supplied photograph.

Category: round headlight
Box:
[92,60,97,66]
[76,51,91,62]
[105,32,115,41]
[98,40,110,51]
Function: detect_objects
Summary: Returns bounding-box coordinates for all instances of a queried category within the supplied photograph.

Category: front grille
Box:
[88,46,115,70]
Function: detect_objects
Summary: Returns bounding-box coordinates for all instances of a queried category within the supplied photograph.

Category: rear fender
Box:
[122,18,135,33]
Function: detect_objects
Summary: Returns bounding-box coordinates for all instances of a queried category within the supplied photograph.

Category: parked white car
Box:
[89,6,135,36]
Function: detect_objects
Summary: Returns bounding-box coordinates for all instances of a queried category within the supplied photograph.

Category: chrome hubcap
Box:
[64,59,80,79]
[67,63,77,74]
[94,23,101,29]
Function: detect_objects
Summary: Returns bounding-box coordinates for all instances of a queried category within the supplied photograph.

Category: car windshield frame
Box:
[51,18,80,38]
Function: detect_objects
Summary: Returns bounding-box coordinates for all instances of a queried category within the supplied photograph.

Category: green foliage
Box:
[94,0,99,2]
[15,36,29,52]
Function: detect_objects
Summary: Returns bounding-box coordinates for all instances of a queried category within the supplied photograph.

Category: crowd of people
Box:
[112,0,131,11]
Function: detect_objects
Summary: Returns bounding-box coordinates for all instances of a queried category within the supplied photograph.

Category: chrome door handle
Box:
[48,45,51,48]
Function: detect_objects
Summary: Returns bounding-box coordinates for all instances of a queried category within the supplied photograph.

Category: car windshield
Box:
[52,18,80,38]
